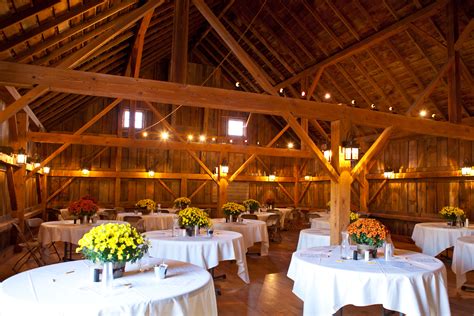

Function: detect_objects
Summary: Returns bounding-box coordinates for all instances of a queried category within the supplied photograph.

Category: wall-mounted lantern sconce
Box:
[43,166,50,174]
[16,148,27,164]
[268,173,276,181]
[148,169,155,177]
[342,140,359,161]
[461,161,472,176]
[383,168,394,179]
[81,168,90,176]
[220,161,229,175]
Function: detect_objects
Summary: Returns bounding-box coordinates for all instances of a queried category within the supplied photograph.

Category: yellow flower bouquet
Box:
[136,199,156,212]
[350,211,359,223]
[76,223,148,263]
[174,197,191,209]
[222,202,245,216]
[178,207,211,228]
[439,206,465,221]
[243,199,260,212]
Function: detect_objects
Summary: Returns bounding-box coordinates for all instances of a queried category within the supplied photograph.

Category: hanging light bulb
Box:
[419,109,427,117]
[142,131,148,137]
[199,135,206,142]
[301,91,306,97]
[324,93,331,99]
[287,142,294,149]
[160,131,169,140]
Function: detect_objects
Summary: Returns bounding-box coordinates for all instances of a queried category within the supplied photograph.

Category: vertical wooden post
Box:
[359,172,369,213]
[180,178,187,197]
[300,118,308,151]
[13,112,28,230]
[217,177,228,218]
[41,173,48,221]
[293,163,299,208]
[114,106,124,207]
[329,120,352,244]
[447,0,461,123]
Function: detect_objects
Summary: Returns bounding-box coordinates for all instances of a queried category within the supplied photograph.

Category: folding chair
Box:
[59,209,74,221]
[266,214,282,242]
[25,218,61,262]
[12,223,44,273]
[241,214,258,220]
[123,216,146,233]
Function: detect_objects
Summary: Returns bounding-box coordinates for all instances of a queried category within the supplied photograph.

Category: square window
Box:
[228,119,245,136]
[123,110,144,129]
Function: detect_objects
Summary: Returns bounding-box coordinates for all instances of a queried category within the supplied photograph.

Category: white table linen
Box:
[287,246,450,316]
[0,259,217,316]
[211,218,269,256]
[116,213,177,231]
[296,228,330,251]
[38,220,125,247]
[411,222,474,256]
[241,211,275,223]
[310,217,330,230]
[452,235,474,288]
[145,229,249,283]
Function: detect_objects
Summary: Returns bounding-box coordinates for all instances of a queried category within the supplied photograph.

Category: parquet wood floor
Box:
[1,225,473,315]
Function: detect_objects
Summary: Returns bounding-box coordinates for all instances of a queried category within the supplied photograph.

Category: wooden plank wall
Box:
[369,136,473,237]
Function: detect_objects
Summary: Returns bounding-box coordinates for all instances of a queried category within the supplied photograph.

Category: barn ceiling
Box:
[0,0,473,139]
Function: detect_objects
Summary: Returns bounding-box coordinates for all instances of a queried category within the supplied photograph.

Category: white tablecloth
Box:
[452,235,474,288]
[211,218,269,256]
[0,259,217,316]
[116,213,177,231]
[411,222,474,256]
[145,229,249,283]
[296,228,330,251]
[38,220,125,247]
[287,246,450,316]
[310,217,330,230]
[241,211,275,223]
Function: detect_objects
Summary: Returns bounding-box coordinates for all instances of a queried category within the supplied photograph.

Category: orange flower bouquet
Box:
[347,218,388,248]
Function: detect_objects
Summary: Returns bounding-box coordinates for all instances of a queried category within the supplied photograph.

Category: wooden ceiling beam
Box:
[10,0,136,64]
[0,0,164,125]
[0,0,60,30]
[276,0,449,89]
[455,18,474,50]
[4,86,45,131]
[447,0,462,123]
[3,62,474,140]
[1,0,106,54]
[192,0,275,94]
[27,131,314,159]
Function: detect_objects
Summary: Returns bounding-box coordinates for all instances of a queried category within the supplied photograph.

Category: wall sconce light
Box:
[304,175,311,181]
[461,161,472,176]
[34,162,41,169]
[321,144,332,162]
[268,174,276,181]
[148,169,155,177]
[81,168,90,176]
[342,140,359,161]
[16,148,27,164]
[383,168,394,179]
[43,166,50,174]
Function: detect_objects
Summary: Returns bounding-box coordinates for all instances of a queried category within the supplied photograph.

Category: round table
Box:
[116,213,177,231]
[411,222,474,256]
[287,246,450,316]
[211,218,269,256]
[452,235,474,288]
[296,228,330,251]
[241,211,275,222]
[38,220,125,247]
[0,259,217,316]
[145,229,249,283]
[310,217,329,230]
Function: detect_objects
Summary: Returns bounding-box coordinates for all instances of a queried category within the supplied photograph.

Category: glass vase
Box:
[340,231,351,260]
[102,262,114,290]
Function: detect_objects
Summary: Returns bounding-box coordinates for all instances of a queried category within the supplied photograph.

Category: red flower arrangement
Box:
[68,198,98,217]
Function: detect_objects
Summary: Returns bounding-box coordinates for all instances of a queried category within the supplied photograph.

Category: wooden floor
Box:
[1,225,474,316]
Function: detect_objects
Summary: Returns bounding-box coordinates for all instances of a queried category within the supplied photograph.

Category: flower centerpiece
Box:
[347,218,388,258]
[243,199,260,214]
[174,197,191,210]
[76,223,149,288]
[439,206,465,225]
[349,211,359,223]
[68,197,98,223]
[222,202,245,222]
[178,207,211,236]
[136,199,156,215]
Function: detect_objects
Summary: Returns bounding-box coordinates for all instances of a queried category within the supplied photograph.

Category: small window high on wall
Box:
[228,118,245,136]
[123,110,144,129]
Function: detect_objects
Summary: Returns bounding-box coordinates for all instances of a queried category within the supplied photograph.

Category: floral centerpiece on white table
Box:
[136,199,156,215]
[243,199,260,213]
[76,223,149,287]
[439,206,465,224]
[68,197,98,223]
[222,202,245,221]
[178,207,211,236]
[347,218,388,258]
[174,197,191,209]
